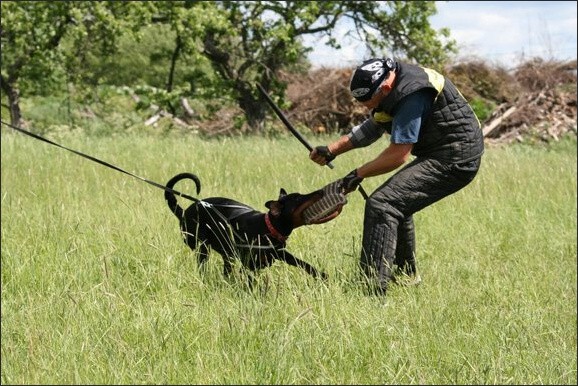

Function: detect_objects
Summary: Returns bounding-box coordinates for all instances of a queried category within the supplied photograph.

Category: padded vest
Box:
[373,62,484,163]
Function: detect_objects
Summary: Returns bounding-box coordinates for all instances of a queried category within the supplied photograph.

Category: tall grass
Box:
[1,128,576,384]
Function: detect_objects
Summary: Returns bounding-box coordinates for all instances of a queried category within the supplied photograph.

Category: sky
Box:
[306,1,577,69]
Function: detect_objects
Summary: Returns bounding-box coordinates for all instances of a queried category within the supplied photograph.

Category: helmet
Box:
[349,58,396,102]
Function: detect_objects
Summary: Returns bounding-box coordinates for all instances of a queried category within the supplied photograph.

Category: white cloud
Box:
[304,19,367,69]
[306,1,577,68]
[430,1,577,66]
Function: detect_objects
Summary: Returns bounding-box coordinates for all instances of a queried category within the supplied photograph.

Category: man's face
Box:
[358,87,383,110]
[356,71,396,110]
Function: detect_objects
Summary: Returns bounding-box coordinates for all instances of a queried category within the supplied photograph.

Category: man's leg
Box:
[358,157,480,294]
[359,202,401,294]
[394,215,416,275]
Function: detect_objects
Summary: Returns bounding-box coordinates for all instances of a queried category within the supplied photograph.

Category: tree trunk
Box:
[0,74,22,127]
[165,34,183,116]
[237,84,267,132]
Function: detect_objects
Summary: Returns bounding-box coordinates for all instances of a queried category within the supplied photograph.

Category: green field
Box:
[1,129,576,384]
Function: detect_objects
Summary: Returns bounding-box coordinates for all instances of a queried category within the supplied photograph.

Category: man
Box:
[309,58,484,295]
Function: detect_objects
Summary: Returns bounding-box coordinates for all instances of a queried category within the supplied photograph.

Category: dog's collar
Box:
[265,213,287,243]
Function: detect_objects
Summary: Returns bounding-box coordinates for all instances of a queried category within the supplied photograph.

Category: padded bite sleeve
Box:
[302,180,348,225]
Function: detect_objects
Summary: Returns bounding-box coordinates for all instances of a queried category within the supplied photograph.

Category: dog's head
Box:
[265,188,343,233]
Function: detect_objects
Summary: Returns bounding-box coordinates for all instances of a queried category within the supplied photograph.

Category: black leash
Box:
[1,120,198,202]
[1,119,282,249]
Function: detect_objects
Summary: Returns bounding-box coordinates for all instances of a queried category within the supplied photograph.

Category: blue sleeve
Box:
[390,89,434,144]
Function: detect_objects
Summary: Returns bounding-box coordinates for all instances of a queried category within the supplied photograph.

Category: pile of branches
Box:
[284,68,366,133]
[481,59,577,144]
[284,58,577,144]
[483,88,577,144]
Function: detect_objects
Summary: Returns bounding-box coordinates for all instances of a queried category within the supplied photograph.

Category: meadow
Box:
[1,128,576,384]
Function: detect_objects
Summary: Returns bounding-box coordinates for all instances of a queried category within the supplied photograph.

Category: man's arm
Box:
[309,134,353,165]
[310,117,387,165]
[327,135,354,156]
[357,142,413,178]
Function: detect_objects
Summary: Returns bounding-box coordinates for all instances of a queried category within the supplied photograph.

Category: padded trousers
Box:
[360,156,481,294]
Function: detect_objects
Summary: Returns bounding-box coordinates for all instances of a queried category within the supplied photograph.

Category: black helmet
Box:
[349,58,396,102]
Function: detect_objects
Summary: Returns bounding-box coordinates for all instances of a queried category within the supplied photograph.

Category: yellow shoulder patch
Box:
[423,68,445,93]
[373,111,393,123]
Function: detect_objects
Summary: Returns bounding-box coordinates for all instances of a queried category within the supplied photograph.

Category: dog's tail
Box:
[165,173,201,219]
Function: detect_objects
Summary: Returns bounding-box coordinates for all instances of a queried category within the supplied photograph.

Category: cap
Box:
[349,58,394,102]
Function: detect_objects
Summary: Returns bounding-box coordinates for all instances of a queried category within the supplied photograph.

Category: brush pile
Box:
[284,58,577,145]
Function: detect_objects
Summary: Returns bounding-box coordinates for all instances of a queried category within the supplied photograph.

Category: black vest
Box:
[374,62,484,163]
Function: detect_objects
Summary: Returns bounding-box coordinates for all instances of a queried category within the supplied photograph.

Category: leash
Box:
[1,119,199,202]
[1,119,287,248]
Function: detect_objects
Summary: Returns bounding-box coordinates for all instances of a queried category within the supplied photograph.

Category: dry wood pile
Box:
[284,67,366,133]
[483,88,577,144]
[284,59,577,145]
[479,59,577,144]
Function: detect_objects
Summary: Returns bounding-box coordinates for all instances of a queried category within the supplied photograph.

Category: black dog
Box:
[165,173,336,285]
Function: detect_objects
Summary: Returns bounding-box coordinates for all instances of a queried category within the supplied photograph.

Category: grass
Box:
[1,128,576,384]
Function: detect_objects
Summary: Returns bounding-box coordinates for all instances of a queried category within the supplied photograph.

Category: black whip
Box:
[256,83,369,200]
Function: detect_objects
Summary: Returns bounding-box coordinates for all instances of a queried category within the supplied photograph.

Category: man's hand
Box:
[340,169,364,194]
[310,145,336,165]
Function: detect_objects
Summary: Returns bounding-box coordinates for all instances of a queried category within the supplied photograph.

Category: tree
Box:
[1,1,455,132]
[148,1,456,131]
[0,1,152,127]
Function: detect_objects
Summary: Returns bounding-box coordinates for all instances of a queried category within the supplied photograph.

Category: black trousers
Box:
[360,156,481,293]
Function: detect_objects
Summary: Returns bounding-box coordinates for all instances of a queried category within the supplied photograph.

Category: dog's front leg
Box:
[276,250,328,281]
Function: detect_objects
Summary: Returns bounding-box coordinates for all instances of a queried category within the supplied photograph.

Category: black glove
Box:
[341,169,364,193]
[314,145,336,163]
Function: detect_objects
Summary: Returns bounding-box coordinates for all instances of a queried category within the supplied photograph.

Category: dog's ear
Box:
[265,200,282,216]
[264,189,286,216]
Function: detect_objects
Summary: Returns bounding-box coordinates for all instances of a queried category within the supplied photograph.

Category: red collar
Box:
[265,213,287,242]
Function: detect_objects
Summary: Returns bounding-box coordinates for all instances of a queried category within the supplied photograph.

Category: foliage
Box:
[1,1,70,95]
[0,1,154,125]
[143,0,457,130]
[1,1,455,131]
[467,97,497,122]
[339,1,455,67]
